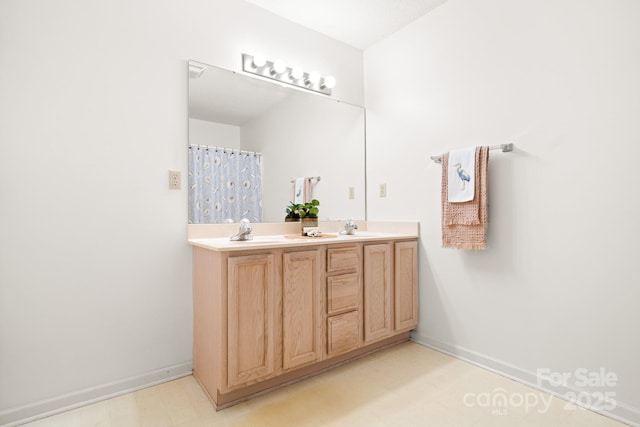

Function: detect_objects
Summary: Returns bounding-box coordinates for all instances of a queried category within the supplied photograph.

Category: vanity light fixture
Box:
[242,53,335,95]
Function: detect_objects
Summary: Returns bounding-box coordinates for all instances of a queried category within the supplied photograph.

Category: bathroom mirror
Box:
[188,60,366,224]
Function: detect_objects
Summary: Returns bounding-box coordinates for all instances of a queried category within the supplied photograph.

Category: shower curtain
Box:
[188,145,263,224]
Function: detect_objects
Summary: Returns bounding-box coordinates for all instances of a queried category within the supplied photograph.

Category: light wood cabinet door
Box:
[227,253,277,388]
[395,241,418,331]
[363,243,393,343]
[282,250,322,371]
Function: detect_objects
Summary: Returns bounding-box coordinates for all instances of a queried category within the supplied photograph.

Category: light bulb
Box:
[252,53,266,68]
[273,59,286,74]
[290,66,303,80]
[306,71,320,86]
[322,75,336,89]
[270,59,286,76]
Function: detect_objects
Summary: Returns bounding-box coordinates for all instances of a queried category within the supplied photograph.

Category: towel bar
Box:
[290,176,321,183]
[430,143,513,164]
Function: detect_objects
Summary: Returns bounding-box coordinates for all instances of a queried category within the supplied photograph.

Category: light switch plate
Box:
[379,183,387,197]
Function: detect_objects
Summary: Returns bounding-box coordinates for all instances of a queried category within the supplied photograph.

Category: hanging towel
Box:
[448,147,475,202]
[304,177,312,203]
[293,177,313,203]
[441,146,489,250]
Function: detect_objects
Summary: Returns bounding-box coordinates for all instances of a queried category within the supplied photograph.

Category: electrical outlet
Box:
[349,187,355,199]
[379,183,387,197]
[169,170,181,190]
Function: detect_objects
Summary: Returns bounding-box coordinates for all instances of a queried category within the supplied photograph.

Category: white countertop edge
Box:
[187,220,419,241]
[188,231,418,252]
[187,221,419,252]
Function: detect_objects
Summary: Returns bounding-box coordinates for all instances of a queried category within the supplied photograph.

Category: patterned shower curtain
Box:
[188,145,262,224]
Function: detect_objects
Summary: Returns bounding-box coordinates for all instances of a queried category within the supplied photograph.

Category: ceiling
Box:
[244,0,447,50]
[189,62,291,125]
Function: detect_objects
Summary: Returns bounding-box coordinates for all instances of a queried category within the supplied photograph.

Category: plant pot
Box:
[300,217,318,235]
[285,217,300,222]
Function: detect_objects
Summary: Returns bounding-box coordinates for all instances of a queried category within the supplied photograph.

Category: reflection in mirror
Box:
[188,60,366,224]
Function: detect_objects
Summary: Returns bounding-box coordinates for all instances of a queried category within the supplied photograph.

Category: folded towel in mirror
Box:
[293,177,313,204]
[294,177,305,204]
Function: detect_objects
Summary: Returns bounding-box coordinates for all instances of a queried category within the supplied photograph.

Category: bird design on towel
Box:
[452,163,471,190]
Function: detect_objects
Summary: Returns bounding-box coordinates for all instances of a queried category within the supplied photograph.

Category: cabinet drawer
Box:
[327,247,359,272]
[327,311,360,356]
[327,273,360,315]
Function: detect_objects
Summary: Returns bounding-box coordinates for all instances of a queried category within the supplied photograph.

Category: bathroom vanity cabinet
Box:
[191,234,417,409]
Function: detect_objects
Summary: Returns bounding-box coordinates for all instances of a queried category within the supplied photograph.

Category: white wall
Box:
[365,0,640,423]
[0,0,362,424]
[188,119,240,148]
[242,95,366,222]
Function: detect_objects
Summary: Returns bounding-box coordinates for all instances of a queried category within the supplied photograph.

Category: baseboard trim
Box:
[0,361,193,427]
[411,334,639,427]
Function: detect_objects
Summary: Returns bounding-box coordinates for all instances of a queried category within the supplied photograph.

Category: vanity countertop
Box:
[189,230,418,252]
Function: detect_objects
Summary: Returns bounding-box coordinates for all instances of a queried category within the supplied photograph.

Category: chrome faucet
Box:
[340,218,358,235]
[230,218,253,241]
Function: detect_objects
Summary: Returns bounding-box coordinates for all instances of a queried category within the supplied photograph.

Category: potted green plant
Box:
[298,199,320,234]
[285,202,302,222]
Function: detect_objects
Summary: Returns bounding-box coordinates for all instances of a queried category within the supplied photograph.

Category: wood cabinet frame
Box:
[192,238,417,410]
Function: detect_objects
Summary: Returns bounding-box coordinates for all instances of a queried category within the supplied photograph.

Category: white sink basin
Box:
[337,231,387,237]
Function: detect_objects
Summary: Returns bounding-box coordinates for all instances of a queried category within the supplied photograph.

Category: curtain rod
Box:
[430,143,514,164]
[188,144,261,156]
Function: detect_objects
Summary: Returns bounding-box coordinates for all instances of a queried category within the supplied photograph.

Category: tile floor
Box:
[21,342,628,427]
